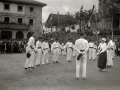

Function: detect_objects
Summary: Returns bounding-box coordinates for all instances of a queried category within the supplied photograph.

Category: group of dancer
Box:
[24,32,116,80]
[24,32,76,69]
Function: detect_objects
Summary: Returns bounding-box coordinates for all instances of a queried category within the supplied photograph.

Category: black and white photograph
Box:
[0,0,120,90]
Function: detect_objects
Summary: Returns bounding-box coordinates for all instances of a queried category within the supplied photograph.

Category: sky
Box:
[35,0,98,23]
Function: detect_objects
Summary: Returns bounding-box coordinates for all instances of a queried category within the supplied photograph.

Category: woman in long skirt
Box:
[97,38,107,72]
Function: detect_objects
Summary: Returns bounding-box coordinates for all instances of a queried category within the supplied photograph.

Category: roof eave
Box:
[0,0,47,7]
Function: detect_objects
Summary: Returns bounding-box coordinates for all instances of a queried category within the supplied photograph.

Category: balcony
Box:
[0,22,29,30]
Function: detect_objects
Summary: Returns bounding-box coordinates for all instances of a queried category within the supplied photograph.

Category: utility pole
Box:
[118,17,120,31]
[79,5,83,32]
[79,9,81,32]
[112,16,114,39]
[94,5,98,40]
[57,12,60,32]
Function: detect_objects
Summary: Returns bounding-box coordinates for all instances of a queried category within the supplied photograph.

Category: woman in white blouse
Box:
[97,38,107,72]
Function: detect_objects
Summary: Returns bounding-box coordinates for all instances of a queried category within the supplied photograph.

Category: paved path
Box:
[0,53,120,90]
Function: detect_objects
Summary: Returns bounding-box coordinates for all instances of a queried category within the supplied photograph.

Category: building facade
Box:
[0,0,46,39]
[45,13,77,33]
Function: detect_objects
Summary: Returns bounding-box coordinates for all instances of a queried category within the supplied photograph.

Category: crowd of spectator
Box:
[0,30,120,55]
[0,39,28,54]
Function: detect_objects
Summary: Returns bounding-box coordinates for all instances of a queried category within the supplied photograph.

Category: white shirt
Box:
[27,36,35,49]
[93,44,97,49]
[107,40,114,49]
[89,42,94,48]
[26,46,30,53]
[98,43,107,53]
[66,42,73,48]
[75,38,89,53]
[113,42,116,50]
[36,40,42,49]
[51,42,61,51]
[42,41,49,51]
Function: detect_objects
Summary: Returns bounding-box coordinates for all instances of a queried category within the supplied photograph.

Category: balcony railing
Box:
[0,22,29,30]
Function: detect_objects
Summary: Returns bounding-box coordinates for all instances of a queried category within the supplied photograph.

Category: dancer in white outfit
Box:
[51,38,62,63]
[61,43,65,55]
[63,44,66,56]
[42,38,50,65]
[107,38,114,68]
[24,44,31,70]
[73,44,77,57]
[112,40,116,59]
[75,32,89,80]
[66,38,74,62]
[89,40,94,60]
[25,32,35,70]
[35,37,42,66]
[93,42,97,60]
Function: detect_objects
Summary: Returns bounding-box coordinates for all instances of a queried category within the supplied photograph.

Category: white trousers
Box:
[93,49,97,59]
[76,53,87,78]
[25,58,31,68]
[28,51,35,67]
[25,50,35,68]
[62,49,66,56]
[59,49,61,54]
[73,49,76,57]
[107,50,113,66]
[89,48,94,60]
[112,50,115,58]
[42,50,49,64]
[25,48,32,68]
[53,48,60,61]
[36,49,42,65]
[67,48,72,61]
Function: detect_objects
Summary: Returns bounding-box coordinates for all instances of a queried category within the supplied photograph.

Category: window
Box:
[4,17,10,23]
[4,4,10,10]
[18,18,23,24]
[30,7,34,12]
[29,19,33,25]
[18,6,23,12]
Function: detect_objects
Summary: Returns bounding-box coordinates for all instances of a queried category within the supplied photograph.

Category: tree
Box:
[98,28,111,37]
[102,0,120,38]
[103,0,120,19]
[65,14,77,30]
[85,29,94,36]
[75,10,89,24]
[74,10,99,31]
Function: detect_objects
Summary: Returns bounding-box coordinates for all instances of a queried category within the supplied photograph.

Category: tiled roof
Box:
[0,0,47,7]
[46,13,68,23]
[46,13,77,25]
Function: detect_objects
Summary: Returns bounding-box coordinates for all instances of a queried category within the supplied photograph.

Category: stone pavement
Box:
[0,53,120,90]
